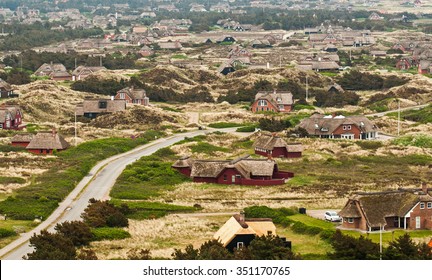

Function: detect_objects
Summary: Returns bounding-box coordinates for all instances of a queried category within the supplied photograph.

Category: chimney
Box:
[111,95,114,101]
[239,211,245,223]
[422,182,428,194]
[267,62,270,69]
[331,112,336,118]
[52,127,56,137]
[273,89,276,94]
[267,153,273,161]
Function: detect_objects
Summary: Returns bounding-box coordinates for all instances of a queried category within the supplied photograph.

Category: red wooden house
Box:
[172,155,293,186]
[0,79,14,98]
[26,130,70,154]
[339,186,432,232]
[0,105,23,130]
[253,134,302,158]
[114,87,149,105]
[251,90,293,113]
[11,133,33,147]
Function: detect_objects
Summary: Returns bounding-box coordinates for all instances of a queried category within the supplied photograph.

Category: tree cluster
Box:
[328,230,432,260]
[172,235,301,260]
[25,221,96,260]
[337,70,408,91]
[314,89,360,107]
[81,198,129,228]
[0,23,103,51]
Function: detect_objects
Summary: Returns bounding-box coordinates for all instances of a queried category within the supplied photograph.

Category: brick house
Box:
[213,212,277,252]
[114,87,149,105]
[0,105,23,130]
[297,114,378,140]
[339,186,432,232]
[172,155,294,186]
[251,90,293,113]
[253,134,303,158]
[396,58,414,70]
[75,99,126,119]
[26,130,70,154]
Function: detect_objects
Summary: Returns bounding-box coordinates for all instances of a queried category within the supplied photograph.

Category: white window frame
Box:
[347,218,354,223]
[237,242,244,249]
[258,100,267,107]
[415,216,421,229]
[119,92,125,99]
[278,104,285,111]
[427,202,432,209]
[420,202,425,209]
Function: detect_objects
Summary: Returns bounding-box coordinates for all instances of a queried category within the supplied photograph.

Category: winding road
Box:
[0,128,236,260]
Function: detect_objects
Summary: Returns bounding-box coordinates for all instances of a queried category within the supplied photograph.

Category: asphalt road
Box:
[0,128,236,260]
[365,103,430,118]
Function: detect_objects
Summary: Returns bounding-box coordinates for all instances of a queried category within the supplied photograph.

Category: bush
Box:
[0,228,17,238]
[54,221,93,247]
[236,125,256,132]
[208,122,244,128]
[91,227,131,241]
[81,199,129,228]
[392,134,432,149]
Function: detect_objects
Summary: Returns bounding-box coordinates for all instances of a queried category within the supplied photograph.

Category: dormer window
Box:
[343,125,351,130]
[276,97,282,103]
[98,101,107,109]
[420,202,425,209]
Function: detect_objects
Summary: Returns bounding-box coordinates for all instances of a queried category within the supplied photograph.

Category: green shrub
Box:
[91,227,131,241]
[236,125,256,132]
[0,228,18,238]
[356,141,383,150]
[0,177,26,185]
[392,134,432,149]
[0,145,26,152]
[190,142,229,155]
[208,122,245,128]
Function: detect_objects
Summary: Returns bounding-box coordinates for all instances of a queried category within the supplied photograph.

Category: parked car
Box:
[324,211,342,222]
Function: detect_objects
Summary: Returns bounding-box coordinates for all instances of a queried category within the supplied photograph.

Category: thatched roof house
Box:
[76,99,126,119]
[253,134,302,158]
[26,130,69,154]
[115,87,149,105]
[213,212,276,251]
[339,187,432,231]
[172,155,293,186]
[11,133,33,147]
[297,114,378,140]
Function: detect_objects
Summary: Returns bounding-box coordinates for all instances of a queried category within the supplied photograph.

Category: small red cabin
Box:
[253,134,302,158]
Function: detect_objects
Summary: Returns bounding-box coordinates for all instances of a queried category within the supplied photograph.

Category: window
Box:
[223,174,227,181]
[258,100,267,106]
[119,92,125,99]
[278,105,285,111]
[343,125,352,130]
[420,202,425,209]
[237,242,244,249]
[428,202,432,209]
[347,218,354,223]
[98,101,107,109]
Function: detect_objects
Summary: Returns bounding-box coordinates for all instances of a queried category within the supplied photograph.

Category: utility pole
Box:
[74,57,77,69]
[74,110,77,147]
[397,99,400,136]
[99,56,102,67]
[306,75,309,101]
[380,225,383,258]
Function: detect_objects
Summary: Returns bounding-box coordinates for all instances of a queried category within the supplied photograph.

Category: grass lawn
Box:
[0,220,35,249]
[288,214,336,231]
[277,226,333,259]
[343,229,432,246]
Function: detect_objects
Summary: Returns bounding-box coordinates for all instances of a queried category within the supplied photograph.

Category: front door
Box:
[416,216,421,229]
[232,175,235,184]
